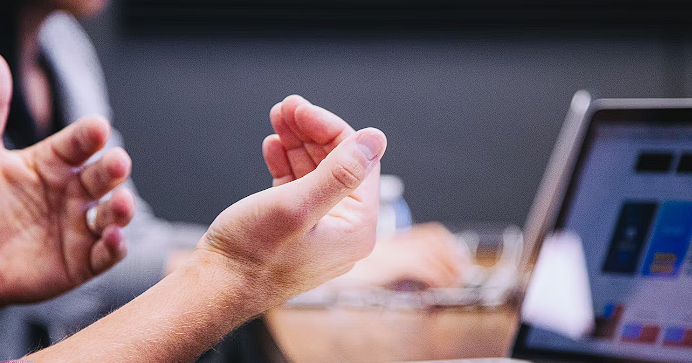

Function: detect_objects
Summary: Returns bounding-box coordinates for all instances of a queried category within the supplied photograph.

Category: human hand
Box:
[337,222,468,290]
[0,56,135,306]
[260,97,465,290]
[194,95,386,310]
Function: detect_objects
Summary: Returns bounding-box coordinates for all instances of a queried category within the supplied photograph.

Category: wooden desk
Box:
[266,304,519,363]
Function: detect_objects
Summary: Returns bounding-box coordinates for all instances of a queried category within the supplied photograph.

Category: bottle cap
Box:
[380,174,404,202]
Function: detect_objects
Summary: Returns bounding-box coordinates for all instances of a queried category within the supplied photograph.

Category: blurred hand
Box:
[0,56,135,306]
[195,95,386,306]
[329,222,468,290]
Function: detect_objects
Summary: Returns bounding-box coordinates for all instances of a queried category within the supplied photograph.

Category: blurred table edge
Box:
[266,302,520,363]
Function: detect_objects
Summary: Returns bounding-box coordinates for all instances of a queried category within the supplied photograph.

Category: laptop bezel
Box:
[511,95,692,363]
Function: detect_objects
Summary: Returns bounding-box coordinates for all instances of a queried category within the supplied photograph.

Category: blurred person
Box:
[0,0,464,360]
[1,94,389,363]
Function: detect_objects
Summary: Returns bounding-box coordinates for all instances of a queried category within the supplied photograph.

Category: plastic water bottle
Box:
[377,175,412,239]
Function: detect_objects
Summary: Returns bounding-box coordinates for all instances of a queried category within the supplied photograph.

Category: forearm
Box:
[24,250,264,363]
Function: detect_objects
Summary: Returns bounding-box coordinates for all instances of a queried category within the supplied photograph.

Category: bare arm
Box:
[25,251,259,363]
[24,97,387,362]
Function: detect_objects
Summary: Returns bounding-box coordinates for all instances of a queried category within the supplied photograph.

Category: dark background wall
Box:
[80,2,689,228]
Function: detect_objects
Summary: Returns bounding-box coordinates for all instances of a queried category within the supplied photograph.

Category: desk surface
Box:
[266,305,519,363]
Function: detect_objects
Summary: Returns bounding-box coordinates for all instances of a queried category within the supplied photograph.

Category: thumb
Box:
[0,56,12,143]
[286,127,387,222]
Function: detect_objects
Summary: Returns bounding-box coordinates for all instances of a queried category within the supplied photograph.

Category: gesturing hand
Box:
[195,95,386,308]
[263,98,466,290]
[0,56,135,306]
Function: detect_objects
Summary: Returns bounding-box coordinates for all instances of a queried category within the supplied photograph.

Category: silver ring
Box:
[86,205,99,235]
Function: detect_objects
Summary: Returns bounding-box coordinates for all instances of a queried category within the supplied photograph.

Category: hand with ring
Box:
[0,56,135,306]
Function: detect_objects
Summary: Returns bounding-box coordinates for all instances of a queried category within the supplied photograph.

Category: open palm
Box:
[0,56,135,306]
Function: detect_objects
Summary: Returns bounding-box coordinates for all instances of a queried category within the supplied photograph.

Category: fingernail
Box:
[357,133,382,162]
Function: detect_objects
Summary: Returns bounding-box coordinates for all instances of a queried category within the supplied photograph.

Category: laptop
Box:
[411,91,692,363]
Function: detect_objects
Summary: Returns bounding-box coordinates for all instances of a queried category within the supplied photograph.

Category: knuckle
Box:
[330,161,363,190]
[112,202,130,223]
[70,128,90,156]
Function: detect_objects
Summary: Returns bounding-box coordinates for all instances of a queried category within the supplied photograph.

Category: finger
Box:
[79,147,132,199]
[270,102,301,149]
[426,253,461,287]
[286,147,317,179]
[279,95,313,144]
[262,134,294,186]
[424,267,458,288]
[39,115,111,166]
[282,96,340,167]
[294,104,355,166]
[422,232,465,277]
[0,56,12,142]
[440,242,465,277]
[304,142,329,164]
[406,222,464,276]
[285,127,387,223]
[399,252,458,289]
[271,99,318,178]
[90,225,128,276]
[294,104,355,147]
[93,188,136,234]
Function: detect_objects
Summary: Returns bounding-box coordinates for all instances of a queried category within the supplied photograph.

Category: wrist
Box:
[191,235,301,313]
[184,248,280,319]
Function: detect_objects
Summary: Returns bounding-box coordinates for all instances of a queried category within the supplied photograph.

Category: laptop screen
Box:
[516,109,692,362]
